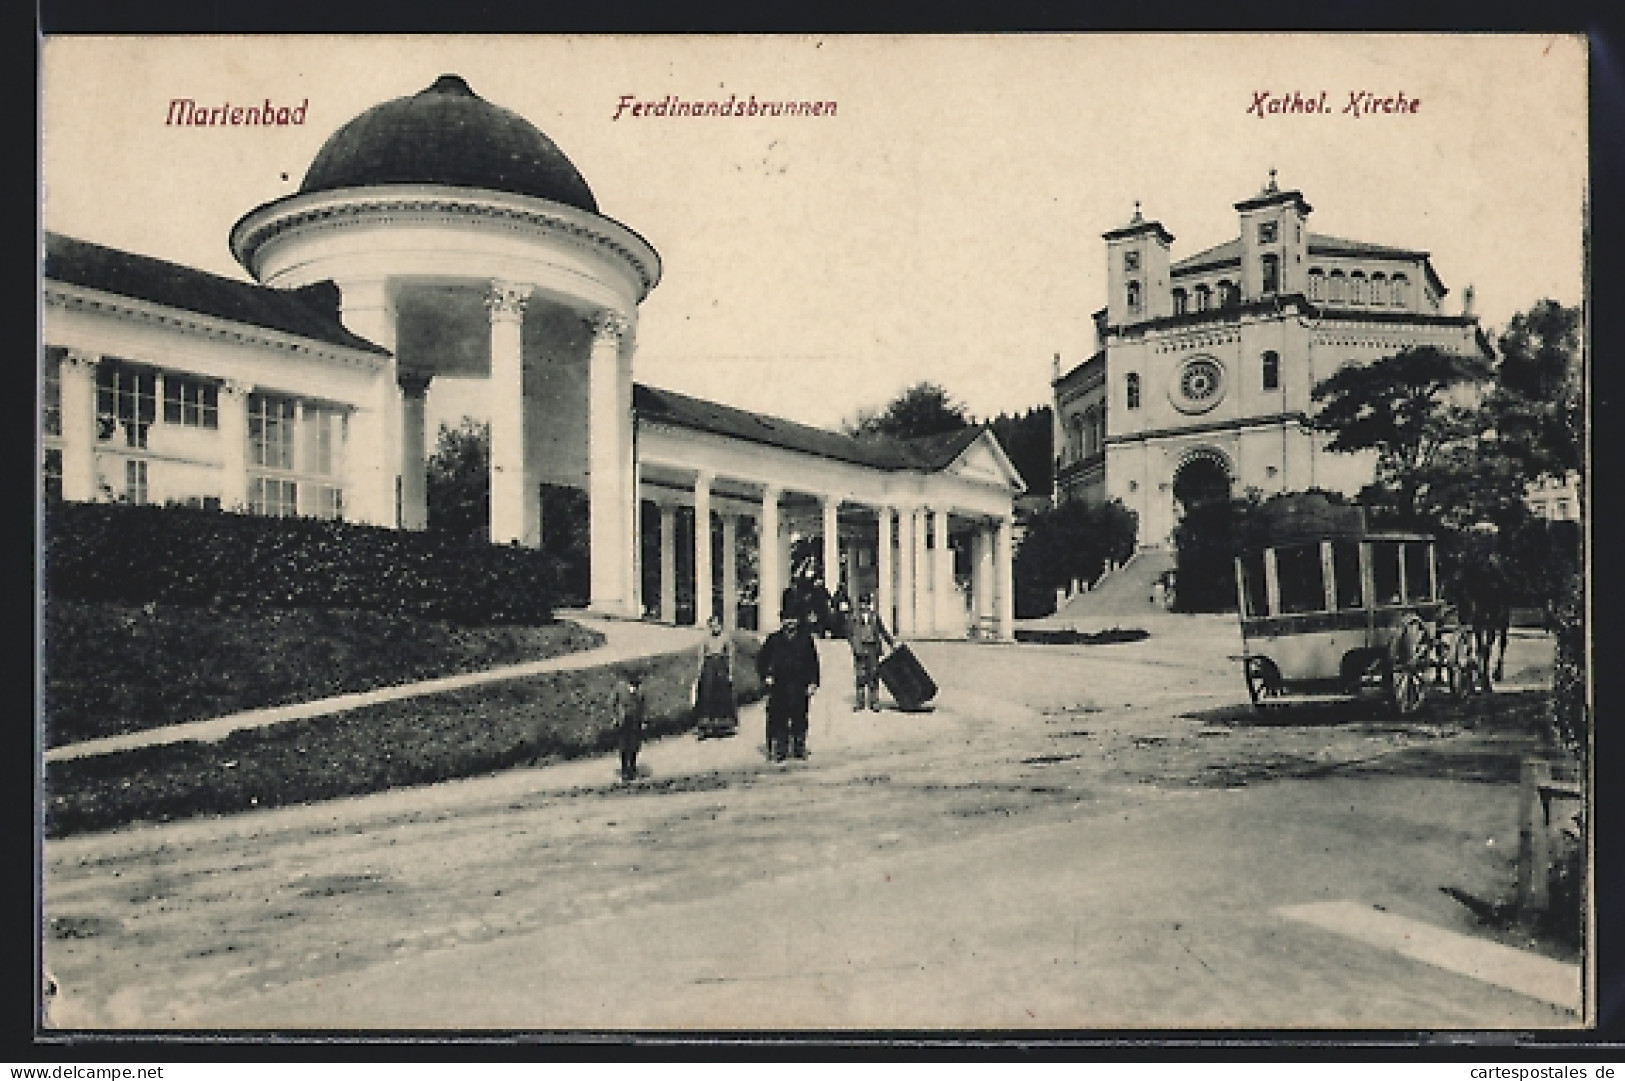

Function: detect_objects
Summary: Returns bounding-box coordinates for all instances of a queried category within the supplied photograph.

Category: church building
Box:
[1052,172,1491,545]
[42,75,1025,639]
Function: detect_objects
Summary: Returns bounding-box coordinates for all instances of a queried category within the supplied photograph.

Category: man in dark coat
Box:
[846,592,895,712]
[756,612,821,761]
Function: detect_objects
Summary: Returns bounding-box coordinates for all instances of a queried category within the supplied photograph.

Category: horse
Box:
[1458,554,1513,685]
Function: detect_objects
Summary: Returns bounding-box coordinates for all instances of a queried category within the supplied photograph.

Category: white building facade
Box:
[1052,173,1492,546]
[41,74,1024,639]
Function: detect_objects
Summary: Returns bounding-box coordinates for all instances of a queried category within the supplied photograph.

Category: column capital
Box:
[398,370,435,398]
[61,349,100,371]
[693,469,715,489]
[761,484,782,502]
[485,281,531,323]
[591,309,632,345]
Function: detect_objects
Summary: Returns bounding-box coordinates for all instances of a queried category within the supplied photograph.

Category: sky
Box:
[40,34,1588,433]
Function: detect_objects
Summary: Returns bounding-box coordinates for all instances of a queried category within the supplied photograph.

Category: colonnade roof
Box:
[43,233,390,356]
[634,383,987,474]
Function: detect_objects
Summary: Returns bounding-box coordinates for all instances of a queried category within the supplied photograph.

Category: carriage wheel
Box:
[1244,657,1274,709]
[1446,627,1485,699]
[1384,617,1430,715]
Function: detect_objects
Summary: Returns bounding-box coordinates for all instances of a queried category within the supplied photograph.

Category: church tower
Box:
[1234,170,1311,301]
[1102,203,1175,327]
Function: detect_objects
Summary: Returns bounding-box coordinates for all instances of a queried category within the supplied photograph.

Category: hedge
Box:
[42,502,569,626]
[46,636,765,837]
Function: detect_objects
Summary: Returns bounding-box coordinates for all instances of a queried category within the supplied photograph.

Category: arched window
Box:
[1307,269,1325,301]
[1126,280,1142,312]
[1194,285,1211,311]
[1172,288,1188,315]
[1392,273,1410,307]
[1260,254,1280,294]
[1370,271,1387,305]
[1070,414,1086,462]
[1126,372,1141,410]
[1262,351,1280,391]
[1328,270,1347,303]
[1350,272,1367,305]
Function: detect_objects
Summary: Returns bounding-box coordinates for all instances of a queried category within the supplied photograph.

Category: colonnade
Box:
[640,474,1015,640]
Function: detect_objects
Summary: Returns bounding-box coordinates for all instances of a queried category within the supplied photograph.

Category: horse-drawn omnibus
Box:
[1233,494,1487,713]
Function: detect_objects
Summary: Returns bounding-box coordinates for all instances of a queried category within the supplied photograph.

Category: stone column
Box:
[895,506,916,637]
[486,281,530,545]
[822,494,841,591]
[339,280,400,528]
[875,507,894,632]
[933,507,956,636]
[720,512,739,631]
[395,372,433,529]
[995,515,1015,639]
[659,504,678,624]
[974,524,996,627]
[217,379,251,512]
[758,486,782,629]
[58,350,100,502]
[913,507,932,636]
[589,311,632,613]
[693,472,714,628]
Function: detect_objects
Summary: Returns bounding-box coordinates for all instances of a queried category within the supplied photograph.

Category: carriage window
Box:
[1404,542,1433,602]
[1332,541,1363,609]
[1371,541,1402,606]
[1275,544,1326,614]
[1238,551,1268,618]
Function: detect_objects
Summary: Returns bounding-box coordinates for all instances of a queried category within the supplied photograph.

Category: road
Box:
[42,616,1580,1031]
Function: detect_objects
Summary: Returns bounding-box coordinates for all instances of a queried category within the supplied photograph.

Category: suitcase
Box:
[877,644,937,711]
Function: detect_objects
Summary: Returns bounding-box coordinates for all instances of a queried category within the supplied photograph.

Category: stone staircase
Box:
[1052,547,1178,620]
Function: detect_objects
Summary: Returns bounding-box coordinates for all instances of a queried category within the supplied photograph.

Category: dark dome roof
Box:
[299,75,598,213]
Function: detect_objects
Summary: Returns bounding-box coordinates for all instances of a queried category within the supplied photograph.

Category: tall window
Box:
[96,361,157,448]
[1260,254,1280,294]
[1392,274,1410,307]
[302,405,346,477]
[124,459,148,505]
[1194,285,1211,311]
[1350,272,1368,305]
[1328,271,1347,303]
[163,375,219,428]
[1307,269,1325,301]
[1172,288,1188,315]
[1371,272,1387,303]
[1218,281,1239,308]
[250,476,298,517]
[1126,372,1141,410]
[43,349,63,437]
[1261,351,1280,391]
[1126,280,1142,313]
[249,394,297,470]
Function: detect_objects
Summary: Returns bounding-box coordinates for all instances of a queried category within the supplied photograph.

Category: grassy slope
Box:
[43,601,604,748]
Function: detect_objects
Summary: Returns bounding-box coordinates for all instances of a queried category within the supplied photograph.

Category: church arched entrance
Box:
[1171,450,1232,512]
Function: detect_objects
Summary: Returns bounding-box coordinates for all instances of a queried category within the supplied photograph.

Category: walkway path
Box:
[45,615,705,765]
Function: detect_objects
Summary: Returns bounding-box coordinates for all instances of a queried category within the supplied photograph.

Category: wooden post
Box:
[1517,755,1553,921]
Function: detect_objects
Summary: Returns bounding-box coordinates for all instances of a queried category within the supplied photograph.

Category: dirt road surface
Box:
[43,616,1579,1031]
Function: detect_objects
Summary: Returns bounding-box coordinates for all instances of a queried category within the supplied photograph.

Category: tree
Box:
[1485,299,1583,484]
[426,417,490,542]
[844,381,971,441]
[1013,498,1137,617]
[988,405,1054,496]
[1309,345,1492,525]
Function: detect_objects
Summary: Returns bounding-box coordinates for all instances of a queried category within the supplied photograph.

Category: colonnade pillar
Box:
[758,486,782,629]
[693,472,714,627]
[338,279,400,528]
[933,507,955,635]
[589,310,634,614]
[995,515,1015,639]
[397,371,433,531]
[912,507,931,636]
[487,281,529,545]
[895,507,916,636]
[58,350,100,503]
[973,524,995,629]
[822,495,841,591]
[720,513,739,630]
[876,507,894,631]
[217,378,250,512]
[658,504,678,625]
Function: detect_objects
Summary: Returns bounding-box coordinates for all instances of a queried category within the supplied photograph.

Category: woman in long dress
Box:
[693,616,738,739]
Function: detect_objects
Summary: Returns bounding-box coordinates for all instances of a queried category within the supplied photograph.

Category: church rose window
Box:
[1172,357,1225,414]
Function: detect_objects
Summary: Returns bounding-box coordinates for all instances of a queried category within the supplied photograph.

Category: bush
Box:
[43,502,569,626]
[46,635,764,837]
[1014,498,1138,618]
